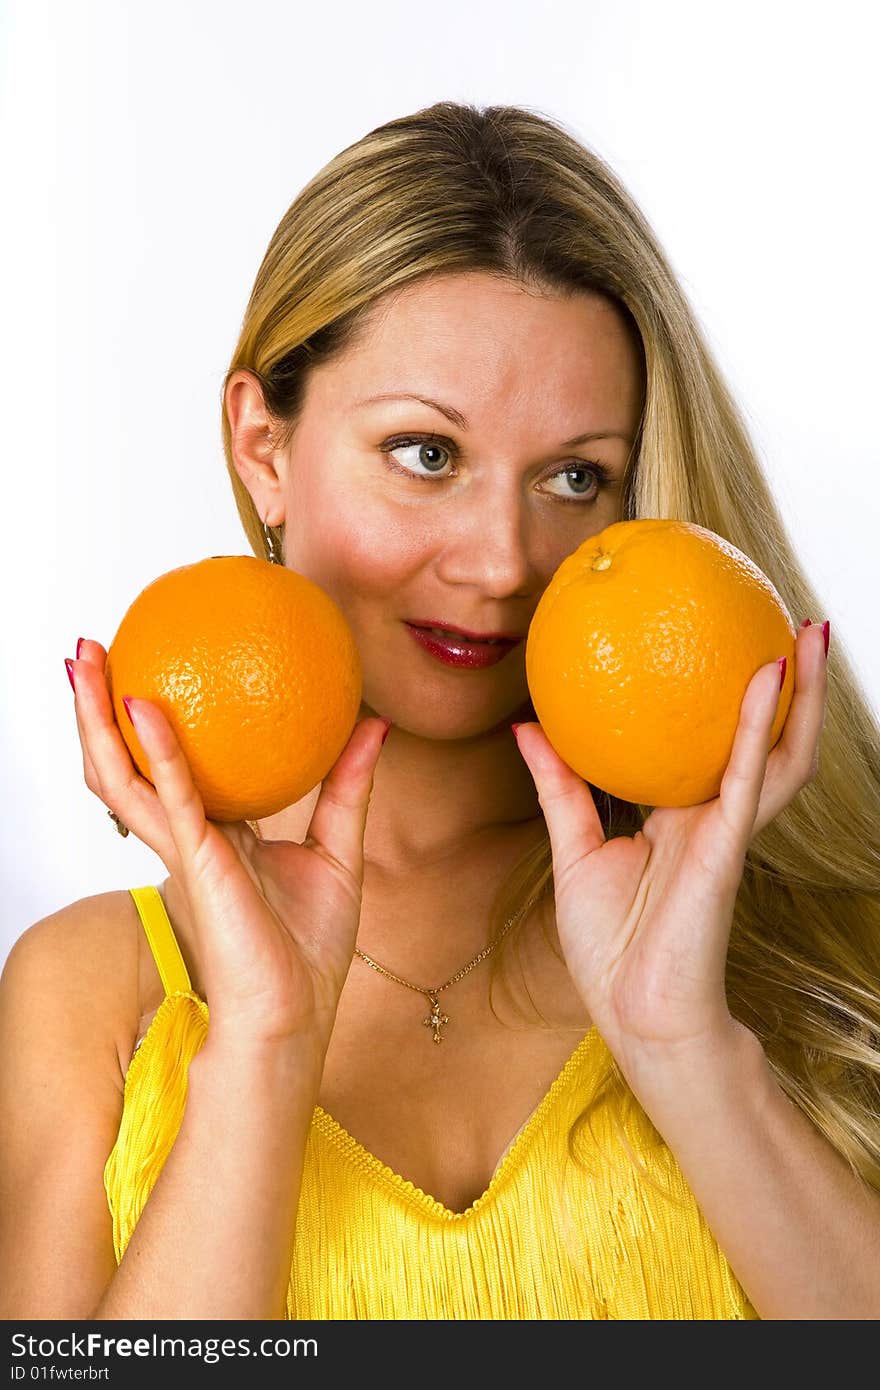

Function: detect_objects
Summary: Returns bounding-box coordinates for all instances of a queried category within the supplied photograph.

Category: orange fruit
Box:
[106,555,363,821]
[525,519,796,807]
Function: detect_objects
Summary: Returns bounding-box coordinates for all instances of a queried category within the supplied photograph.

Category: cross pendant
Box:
[423,993,450,1043]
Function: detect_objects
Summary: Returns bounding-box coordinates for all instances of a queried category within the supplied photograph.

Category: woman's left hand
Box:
[513,619,829,1078]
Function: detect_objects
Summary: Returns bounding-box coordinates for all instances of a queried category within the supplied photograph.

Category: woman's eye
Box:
[379,435,613,504]
[383,439,454,478]
[541,465,603,502]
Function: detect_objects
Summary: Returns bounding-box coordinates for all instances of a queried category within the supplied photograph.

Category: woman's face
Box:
[279,271,645,740]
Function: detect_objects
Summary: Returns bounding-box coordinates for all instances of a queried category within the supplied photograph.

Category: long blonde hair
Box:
[221,101,880,1191]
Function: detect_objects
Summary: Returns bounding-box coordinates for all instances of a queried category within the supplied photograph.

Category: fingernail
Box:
[122,696,136,725]
[380,719,392,745]
[822,620,831,658]
[778,657,787,690]
[799,619,812,629]
[64,658,76,692]
[76,637,85,659]
[510,722,522,738]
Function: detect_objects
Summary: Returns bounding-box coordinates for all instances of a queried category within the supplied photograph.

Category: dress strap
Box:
[128,885,192,996]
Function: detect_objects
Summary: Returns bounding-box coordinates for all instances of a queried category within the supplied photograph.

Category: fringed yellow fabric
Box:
[104,990,208,1262]
[105,886,760,1320]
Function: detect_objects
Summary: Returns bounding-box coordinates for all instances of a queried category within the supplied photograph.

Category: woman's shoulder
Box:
[0,889,149,1084]
[0,891,149,1319]
[4,886,144,983]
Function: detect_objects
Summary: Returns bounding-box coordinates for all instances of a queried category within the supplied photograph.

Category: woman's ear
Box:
[225,369,287,527]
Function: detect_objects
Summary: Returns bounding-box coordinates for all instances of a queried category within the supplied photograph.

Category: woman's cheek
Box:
[343,510,436,587]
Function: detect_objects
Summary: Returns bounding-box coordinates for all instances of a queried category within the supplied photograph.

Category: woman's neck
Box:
[259,719,544,877]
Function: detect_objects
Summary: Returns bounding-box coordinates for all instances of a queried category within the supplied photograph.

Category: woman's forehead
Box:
[308,274,642,417]
[361,270,620,338]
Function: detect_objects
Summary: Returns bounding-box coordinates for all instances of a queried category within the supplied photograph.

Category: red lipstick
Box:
[404,621,523,669]
[407,618,525,642]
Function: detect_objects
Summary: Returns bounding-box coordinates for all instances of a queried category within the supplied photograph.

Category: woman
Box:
[2,101,879,1321]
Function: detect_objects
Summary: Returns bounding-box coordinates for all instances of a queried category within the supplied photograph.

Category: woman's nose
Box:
[434,492,537,597]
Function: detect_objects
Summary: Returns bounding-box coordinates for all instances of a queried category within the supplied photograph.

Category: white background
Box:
[2,0,878,964]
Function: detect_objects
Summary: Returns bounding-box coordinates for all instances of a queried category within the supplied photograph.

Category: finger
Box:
[67,661,99,791]
[752,621,828,834]
[122,696,212,868]
[67,647,177,863]
[303,718,390,887]
[717,655,788,849]
[68,638,105,788]
[511,722,605,887]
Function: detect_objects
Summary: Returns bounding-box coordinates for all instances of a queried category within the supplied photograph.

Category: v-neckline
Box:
[310,1025,606,1221]
[122,967,609,1223]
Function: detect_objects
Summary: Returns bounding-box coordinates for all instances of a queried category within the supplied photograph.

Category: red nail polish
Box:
[380,719,392,745]
[122,696,135,725]
[799,619,812,629]
[64,658,76,692]
[76,637,85,659]
[822,620,830,657]
[510,723,522,737]
[778,657,787,689]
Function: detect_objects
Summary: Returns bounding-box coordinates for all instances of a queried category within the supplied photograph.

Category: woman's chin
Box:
[358,701,536,742]
[358,667,535,737]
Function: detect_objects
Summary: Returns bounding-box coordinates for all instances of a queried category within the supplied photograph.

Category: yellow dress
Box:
[104,885,759,1320]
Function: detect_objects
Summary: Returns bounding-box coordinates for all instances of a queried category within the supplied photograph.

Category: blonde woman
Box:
[2,102,879,1322]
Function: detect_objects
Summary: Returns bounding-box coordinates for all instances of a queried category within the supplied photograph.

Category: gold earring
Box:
[261,518,283,565]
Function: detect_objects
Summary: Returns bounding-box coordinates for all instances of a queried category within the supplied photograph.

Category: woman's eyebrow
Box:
[352,393,632,446]
[353,393,468,429]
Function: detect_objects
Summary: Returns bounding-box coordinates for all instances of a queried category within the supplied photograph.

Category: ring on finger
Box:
[108,810,130,838]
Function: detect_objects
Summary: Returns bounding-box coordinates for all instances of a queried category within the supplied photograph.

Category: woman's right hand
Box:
[68,639,389,1054]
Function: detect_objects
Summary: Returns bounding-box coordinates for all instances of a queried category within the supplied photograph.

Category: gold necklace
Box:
[352,919,517,1043]
[247,817,516,1043]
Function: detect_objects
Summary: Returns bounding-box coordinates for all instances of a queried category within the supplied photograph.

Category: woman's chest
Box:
[314,870,596,1212]
[316,988,591,1214]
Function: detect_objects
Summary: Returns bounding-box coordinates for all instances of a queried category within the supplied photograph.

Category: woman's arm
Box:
[93,1034,322,1320]
[0,906,323,1317]
[513,621,879,1316]
[628,1023,880,1320]
[11,641,385,1319]
[0,904,128,1318]
[0,903,322,1321]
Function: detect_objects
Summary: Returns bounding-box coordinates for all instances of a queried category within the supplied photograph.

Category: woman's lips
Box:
[404,622,522,669]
